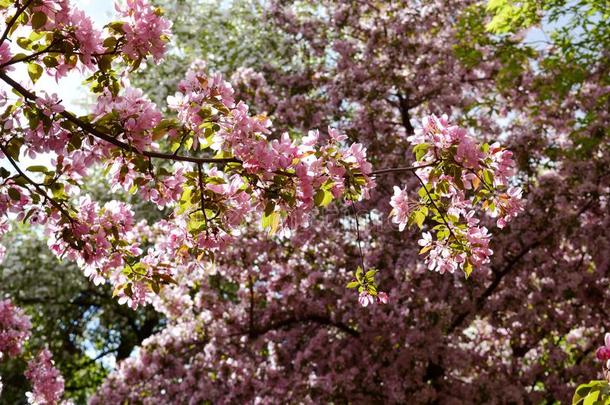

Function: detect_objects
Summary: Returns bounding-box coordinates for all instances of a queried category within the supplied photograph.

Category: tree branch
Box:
[0,71,240,165]
[396,93,414,136]
[1,72,442,180]
[0,0,35,45]
[0,40,60,69]
[249,314,359,338]
[370,161,437,176]
[447,198,595,334]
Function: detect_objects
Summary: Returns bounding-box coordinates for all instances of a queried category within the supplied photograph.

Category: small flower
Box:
[0,43,13,71]
[358,292,375,307]
[377,291,389,304]
[389,186,410,231]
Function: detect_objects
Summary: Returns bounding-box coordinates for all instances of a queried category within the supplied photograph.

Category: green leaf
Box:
[366,284,377,296]
[27,62,43,83]
[112,284,126,298]
[177,187,192,214]
[98,55,113,72]
[50,182,65,199]
[355,266,363,283]
[419,244,433,254]
[314,188,333,207]
[418,186,428,199]
[261,203,280,235]
[572,381,609,405]
[150,281,160,294]
[42,55,58,68]
[28,31,44,42]
[103,36,117,49]
[482,169,494,186]
[413,209,426,229]
[31,12,47,30]
[26,165,48,173]
[106,21,126,34]
[16,37,31,50]
[463,261,474,279]
[8,188,21,201]
[583,389,600,405]
[413,143,429,161]
[4,138,21,161]
[364,269,377,282]
[346,281,359,289]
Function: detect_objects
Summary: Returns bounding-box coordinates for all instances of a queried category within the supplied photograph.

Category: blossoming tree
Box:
[0,1,519,311]
[0,0,607,402]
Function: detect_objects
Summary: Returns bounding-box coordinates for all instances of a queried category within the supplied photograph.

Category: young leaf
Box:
[8,188,21,201]
[314,188,333,207]
[355,266,363,283]
[31,12,48,30]
[27,62,43,83]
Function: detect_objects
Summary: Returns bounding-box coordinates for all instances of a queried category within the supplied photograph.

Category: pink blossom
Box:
[0,42,13,70]
[358,292,375,307]
[596,333,610,367]
[377,291,389,304]
[68,7,103,67]
[35,93,65,116]
[25,349,64,405]
[93,87,161,151]
[495,186,524,229]
[0,299,31,359]
[455,136,482,168]
[116,0,172,62]
[489,143,516,186]
[389,186,410,231]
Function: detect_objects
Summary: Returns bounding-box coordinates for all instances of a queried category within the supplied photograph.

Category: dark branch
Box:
[249,314,359,338]
[0,71,240,165]
[396,93,414,136]
[370,161,437,176]
[0,0,35,44]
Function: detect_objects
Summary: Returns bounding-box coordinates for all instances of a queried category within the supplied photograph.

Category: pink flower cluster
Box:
[168,61,374,231]
[392,114,524,275]
[48,198,141,287]
[358,291,389,307]
[596,333,610,368]
[0,299,65,403]
[25,349,65,405]
[93,87,162,151]
[115,0,172,62]
[30,0,104,78]
[0,299,32,359]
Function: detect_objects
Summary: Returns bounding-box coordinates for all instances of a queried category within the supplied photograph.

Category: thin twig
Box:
[0,40,60,69]
[370,160,437,176]
[0,0,35,45]
[412,170,459,243]
[196,163,210,235]
[0,71,240,165]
